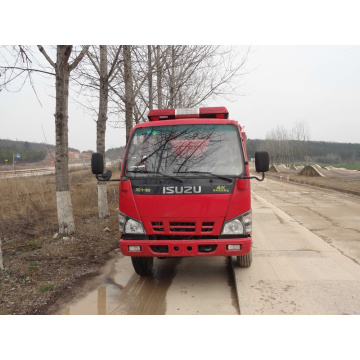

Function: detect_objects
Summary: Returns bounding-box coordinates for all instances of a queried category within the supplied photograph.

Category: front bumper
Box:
[120,237,252,257]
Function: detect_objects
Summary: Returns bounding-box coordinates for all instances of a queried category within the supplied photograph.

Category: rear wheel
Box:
[131,256,154,276]
[237,251,252,268]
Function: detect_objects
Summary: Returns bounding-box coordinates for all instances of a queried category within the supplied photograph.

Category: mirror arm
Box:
[239,172,266,182]
[96,174,127,182]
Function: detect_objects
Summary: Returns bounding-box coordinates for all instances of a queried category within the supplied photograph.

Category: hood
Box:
[134,193,232,218]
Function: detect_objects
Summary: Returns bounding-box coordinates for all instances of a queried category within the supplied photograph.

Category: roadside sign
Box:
[16,154,21,158]
[5,159,8,162]
[75,153,79,159]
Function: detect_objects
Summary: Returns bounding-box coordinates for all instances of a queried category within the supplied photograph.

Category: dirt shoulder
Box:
[0,167,120,315]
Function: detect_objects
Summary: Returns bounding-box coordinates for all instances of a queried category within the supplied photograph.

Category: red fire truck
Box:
[92,107,269,276]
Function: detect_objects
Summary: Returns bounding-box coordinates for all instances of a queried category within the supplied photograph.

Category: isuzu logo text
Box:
[163,186,202,194]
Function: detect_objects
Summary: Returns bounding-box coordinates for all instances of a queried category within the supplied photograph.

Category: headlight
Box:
[221,210,252,235]
[118,212,126,233]
[222,219,243,234]
[119,211,145,234]
[243,212,252,233]
[125,218,145,234]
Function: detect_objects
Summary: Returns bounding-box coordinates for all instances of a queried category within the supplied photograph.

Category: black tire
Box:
[131,256,154,276]
[237,251,252,268]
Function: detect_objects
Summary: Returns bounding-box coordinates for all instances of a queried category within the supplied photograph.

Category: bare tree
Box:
[147,45,153,111]
[123,45,134,145]
[76,45,122,218]
[108,45,250,142]
[159,45,250,109]
[266,120,311,165]
[292,119,310,163]
[156,45,164,109]
[1,45,89,234]
[39,45,89,234]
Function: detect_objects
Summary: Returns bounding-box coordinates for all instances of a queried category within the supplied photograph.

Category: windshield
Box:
[124,124,244,178]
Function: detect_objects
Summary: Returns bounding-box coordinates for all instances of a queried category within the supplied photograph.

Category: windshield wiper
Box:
[127,170,183,183]
[175,171,233,183]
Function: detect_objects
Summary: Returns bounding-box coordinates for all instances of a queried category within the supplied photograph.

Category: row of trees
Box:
[0,149,46,163]
[0,45,249,234]
[258,120,311,165]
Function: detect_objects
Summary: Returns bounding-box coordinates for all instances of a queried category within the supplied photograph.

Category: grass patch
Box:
[27,241,40,250]
[38,284,55,292]
[28,262,38,271]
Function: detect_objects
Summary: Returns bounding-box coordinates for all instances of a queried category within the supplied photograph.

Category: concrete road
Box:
[56,254,239,315]
[55,177,360,315]
[232,178,360,314]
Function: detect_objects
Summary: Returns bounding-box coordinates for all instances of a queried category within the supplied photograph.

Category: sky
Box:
[1,45,359,152]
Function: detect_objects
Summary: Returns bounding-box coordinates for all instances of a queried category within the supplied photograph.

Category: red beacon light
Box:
[147,107,229,121]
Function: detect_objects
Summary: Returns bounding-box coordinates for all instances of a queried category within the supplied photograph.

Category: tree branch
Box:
[69,46,89,72]
[86,47,101,75]
[108,45,122,79]
[0,66,55,77]
[37,45,56,68]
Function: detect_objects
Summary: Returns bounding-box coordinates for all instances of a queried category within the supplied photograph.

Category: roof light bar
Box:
[147,107,229,121]
[175,108,199,117]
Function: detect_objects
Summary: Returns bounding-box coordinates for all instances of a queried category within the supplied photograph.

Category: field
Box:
[0,166,120,315]
[290,162,360,171]
[265,164,360,197]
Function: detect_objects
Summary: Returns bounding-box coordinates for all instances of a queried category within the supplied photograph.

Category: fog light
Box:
[227,244,241,250]
[128,245,141,251]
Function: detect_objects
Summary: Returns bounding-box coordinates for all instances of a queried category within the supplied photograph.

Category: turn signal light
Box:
[227,245,241,250]
[128,246,141,251]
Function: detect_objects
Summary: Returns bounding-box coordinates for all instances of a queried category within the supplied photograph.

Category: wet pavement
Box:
[57,253,238,315]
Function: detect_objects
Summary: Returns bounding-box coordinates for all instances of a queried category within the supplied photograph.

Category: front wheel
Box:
[131,256,154,276]
[237,251,252,268]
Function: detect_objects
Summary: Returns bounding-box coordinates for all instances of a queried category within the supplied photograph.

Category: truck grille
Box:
[151,222,164,232]
[169,222,195,232]
[202,222,214,232]
[151,221,215,234]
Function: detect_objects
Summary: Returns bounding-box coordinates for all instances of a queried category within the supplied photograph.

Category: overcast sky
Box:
[1,45,359,152]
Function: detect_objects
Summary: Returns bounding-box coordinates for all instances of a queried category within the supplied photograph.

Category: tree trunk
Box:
[97,45,109,218]
[124,45,133,144]
[156,45,162,109]
[169,46,175,108]
[55,45,75,235]
[147,45,153,111]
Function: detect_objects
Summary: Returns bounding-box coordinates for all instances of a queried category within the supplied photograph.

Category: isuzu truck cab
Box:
[92,107,269,276]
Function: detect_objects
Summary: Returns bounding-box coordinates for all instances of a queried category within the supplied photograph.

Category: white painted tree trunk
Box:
[97,182,109,219]
[56,190,75,234]
[38,45,88,235]
[0,237,4,270]
[96,45,109,219]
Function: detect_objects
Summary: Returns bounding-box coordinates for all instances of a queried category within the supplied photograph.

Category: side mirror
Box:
[255,151,269,173]
[91,153,104,175]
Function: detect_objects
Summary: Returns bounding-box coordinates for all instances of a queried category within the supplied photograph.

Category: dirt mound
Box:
[269,165,279,172]
[299,165,325,177]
